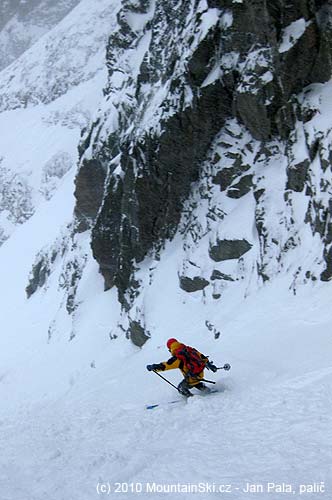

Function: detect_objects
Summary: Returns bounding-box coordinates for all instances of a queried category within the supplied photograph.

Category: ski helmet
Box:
[166,338,178,350]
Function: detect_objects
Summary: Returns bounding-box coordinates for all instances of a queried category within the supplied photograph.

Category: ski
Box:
[146,389,219,410]
[146,399,184,410]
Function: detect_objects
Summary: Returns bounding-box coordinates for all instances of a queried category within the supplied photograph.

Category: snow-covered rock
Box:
[0,2,332,498]
[0,0,80,72]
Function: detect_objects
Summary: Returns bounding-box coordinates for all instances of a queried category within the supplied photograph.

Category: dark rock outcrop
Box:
[209,239,252,262]
[128,320,150,347]
[179,276,209,293]
[227,174,253,199]
[74,159,106,233]
[91,81,233,295]
[279,22,319,100]
[26,256,51,298]
[230,1,332,140]
[321,246,332,281]
[210,270,234,281]
[73,0,332,303]
[286,159,310,192]
[235,91,272,142]
[213,159,251,192]
[188,24,221,87]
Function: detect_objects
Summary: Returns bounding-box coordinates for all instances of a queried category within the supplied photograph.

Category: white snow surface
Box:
[0,165,332,499]
[0,2,331,499]
[0,0,121,110]
[0,210,332,499]
[0,0,81,72]
[279,19,310,54]
[0,0,118,242]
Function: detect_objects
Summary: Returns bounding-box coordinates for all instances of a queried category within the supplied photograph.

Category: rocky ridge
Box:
[74,1,332,320]
[19,0,332,345]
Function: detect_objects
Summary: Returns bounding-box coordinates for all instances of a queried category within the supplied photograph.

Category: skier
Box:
[146,338,218,397]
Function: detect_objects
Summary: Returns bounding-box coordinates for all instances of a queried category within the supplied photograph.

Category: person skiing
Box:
[146,338,218,397]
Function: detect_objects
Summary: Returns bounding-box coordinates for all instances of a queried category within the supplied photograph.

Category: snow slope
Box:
[0,0,122,243]
[0,177,331,499]
[1,262,332,499]
[0,2,331,499]
[0,0,122,110]
[0,0,80,72]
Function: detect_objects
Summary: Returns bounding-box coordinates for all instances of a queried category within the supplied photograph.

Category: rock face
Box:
[127,320,150,348]
[321,246,332,281]
[209,239,252,262]
[73,0,332,312]
[286,160,310,192]
[213,160,251,192]
[74,159,106,233]
[210,270,234,282]
[26,255,51,299]
[91,82,233,294]
[227,174,253,199]
[179,276,210,293]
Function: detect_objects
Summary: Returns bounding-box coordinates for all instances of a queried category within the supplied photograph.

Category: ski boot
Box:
[195,382,211,393]
[178,380,193,397]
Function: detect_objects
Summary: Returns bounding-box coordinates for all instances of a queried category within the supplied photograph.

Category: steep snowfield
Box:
[0,169,331,499]
[0,0,80,72]
[0,0,121,243]
[0,2,332,499]
[0,0,121,110]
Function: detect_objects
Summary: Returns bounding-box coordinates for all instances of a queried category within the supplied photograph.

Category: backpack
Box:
[174,345,206,375]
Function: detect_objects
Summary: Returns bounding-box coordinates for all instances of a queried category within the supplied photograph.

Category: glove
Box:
[206,361,218,372]
[146,363,163,371]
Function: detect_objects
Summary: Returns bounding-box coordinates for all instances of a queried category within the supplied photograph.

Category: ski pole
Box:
[217,363,231,371]
[152,370,180,392]
[201,378,216,384]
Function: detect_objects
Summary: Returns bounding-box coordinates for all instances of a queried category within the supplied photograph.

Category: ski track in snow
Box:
[0,2,331,499]
[1,369,332,500]
[1,271,332,500]
[0,181,332,499]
